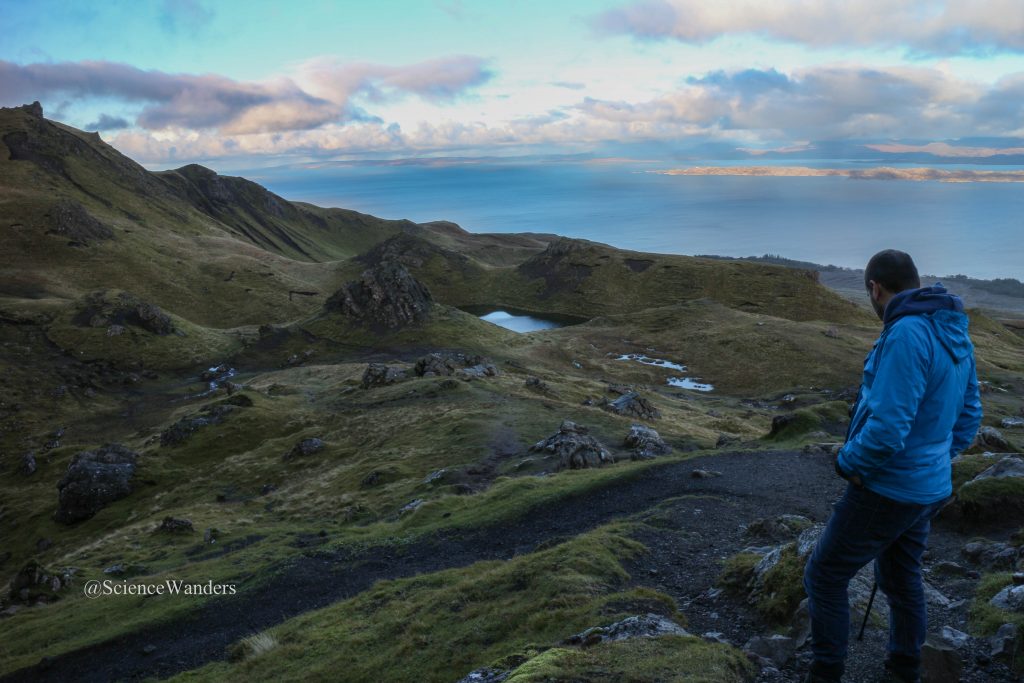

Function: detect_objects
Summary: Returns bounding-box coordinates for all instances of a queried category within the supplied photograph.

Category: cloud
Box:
[296,55,493,104]
[550,81,587,90]
[573,65,1003,140]
[0,55,493,134]
[106,63,1024,164]
[590,0,1024,56]
[85,113,130,130]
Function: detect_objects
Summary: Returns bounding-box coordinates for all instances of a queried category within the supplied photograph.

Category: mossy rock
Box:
[717,552,761,592]
[959,477,1024,523]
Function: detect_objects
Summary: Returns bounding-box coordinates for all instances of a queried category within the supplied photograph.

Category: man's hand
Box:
[834,454,864,487]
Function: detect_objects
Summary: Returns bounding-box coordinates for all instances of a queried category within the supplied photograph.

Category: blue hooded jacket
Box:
[836,283,983,504]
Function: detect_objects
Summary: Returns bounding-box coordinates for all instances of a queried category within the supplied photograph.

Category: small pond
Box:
[460,305,587,333]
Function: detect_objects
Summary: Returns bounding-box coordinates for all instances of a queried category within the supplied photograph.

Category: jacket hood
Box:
[884,283,972,363]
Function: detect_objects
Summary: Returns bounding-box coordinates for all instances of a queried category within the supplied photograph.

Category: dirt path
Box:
[0,449,1014,682]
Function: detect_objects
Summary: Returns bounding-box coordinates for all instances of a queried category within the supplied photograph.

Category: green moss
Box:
[502,635,755,682]
[717,552,761,592]
[969,572,1024,671]
[960,477,1024,522]
[952,455,997,491]
[755,546,807,625]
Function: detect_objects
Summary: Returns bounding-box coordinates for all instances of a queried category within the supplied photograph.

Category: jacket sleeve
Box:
[838,322,931,480]
[950,354,983,456]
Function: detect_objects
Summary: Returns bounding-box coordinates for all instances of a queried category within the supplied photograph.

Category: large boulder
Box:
[414,351,497,379]
[623,423,672,459]
[74,291,174,335]
[959,455,1024,522]
[160,403,235,447]
[46,199,113,244]
[360,363,408,388]
[324,259,432,330]
[602,391,661,420]
[530,420,614,470]
[7,560,76,604]
[55,444,138,523]
[970,426,1014,453]
[561,613,689,646]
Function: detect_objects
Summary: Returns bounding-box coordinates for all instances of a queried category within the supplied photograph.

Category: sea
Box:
[246,158,1024,281]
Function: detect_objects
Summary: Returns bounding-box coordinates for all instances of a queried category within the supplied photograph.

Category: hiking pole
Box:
[857,581,879,641]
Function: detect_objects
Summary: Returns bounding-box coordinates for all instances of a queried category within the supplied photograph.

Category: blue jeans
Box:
[802,482,950,677]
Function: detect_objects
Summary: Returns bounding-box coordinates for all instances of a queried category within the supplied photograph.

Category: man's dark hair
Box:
[864,249,921,293]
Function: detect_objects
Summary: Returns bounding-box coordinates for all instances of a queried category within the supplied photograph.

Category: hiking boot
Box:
[880,656,921,683]
[802,660,843,683]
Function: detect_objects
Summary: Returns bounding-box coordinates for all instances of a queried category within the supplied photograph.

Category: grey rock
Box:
[989,584,1024,611]
[525,376,553,394]
[529,420,615,471]
[791,598,811,648]
[691,468,722,478]
[623,423,671,458]
[962,540,1019,570]
[921,637,962,683]
[923,580,952,608]
[967,455,1024,483]
[324,259,432,330]
[399,498,424,515]
[990,623,1019,663]
[1002,417,1024,429]
[423,468,447,484]
[156,516,193,533]
[743,634,796,667]
[562,613,689,647]
[940,626,970,649]
[414,352,496,378]
[284,437,325,460]
[972,426,1013,452]
[55,444,138,523]
[603,391,661,420]
[19,451,37,476]
[455,667,513,683]
[360,363,408,389]
[160,404,234,447]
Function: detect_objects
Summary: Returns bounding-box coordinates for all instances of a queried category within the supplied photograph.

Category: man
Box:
[802,249,983,683]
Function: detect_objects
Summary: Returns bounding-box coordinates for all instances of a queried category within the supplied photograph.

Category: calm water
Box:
[249,160,1024,280]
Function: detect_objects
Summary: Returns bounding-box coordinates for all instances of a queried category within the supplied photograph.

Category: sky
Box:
[2,0,1024,168]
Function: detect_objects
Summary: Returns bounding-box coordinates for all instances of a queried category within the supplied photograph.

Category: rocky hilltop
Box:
[1,104,1023,683]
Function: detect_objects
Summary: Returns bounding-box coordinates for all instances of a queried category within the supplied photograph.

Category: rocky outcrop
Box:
[623,423,671,459]
[602,391,661,420]
[971,426,1015,453]
[530,420,615,470]
[55,444,138,523]
[959,455,1024,522]
[562,613,690,646]
[45,199,113,244]
[325,259,432,330]
[414,352,498,380]
[156,516,194,533]
[161,404,235,447]
[361,363,408,388]
[283,437,325,460]
[7,559,76,604]
[74,291,175,336]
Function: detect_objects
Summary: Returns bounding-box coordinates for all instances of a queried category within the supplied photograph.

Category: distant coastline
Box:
[652,166,1024,183]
